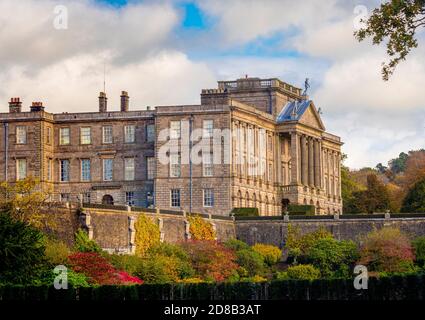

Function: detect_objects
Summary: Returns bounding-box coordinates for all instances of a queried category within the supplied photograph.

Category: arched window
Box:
[102,194,114,205]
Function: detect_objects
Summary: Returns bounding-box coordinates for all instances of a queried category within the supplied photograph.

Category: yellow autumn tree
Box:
[187,215,216,241]
[134,214,160,257]
[0,177,53,229]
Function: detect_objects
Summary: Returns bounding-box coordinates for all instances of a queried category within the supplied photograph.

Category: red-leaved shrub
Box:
[68,252,143,285]
[180,240,238,282]
[117,271,144,284]
[358,227,415,273]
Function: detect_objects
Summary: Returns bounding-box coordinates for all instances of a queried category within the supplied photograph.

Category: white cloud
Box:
[0,0,178,69]
[0,51,216,113]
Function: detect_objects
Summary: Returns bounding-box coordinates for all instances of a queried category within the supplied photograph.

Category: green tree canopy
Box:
[351,174,391,213]
[0,212,46,284]
[355,0,425,80]
[401,178,425,213]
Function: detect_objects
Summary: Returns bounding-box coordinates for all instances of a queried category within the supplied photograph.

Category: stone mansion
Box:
[0,77,343,215]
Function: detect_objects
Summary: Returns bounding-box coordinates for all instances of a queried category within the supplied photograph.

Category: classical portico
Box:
[276,99,343,214]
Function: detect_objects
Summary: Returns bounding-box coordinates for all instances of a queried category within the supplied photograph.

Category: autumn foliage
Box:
[358,227,415,273]
[180,240,238,282]
[188,215,216,241]
[68,252,143,285]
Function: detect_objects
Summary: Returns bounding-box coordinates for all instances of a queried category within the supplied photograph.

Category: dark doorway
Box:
[102,194,114,205]
[281,198,290,214]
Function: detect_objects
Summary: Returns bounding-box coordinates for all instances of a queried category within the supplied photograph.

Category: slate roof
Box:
[276,100,311,123]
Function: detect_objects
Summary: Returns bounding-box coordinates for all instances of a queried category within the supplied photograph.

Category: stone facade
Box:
[0,77,342,216]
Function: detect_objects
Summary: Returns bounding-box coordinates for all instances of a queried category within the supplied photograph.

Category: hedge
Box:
[1,274,424,300]
[232,208,259,217]
[288,205,315,215]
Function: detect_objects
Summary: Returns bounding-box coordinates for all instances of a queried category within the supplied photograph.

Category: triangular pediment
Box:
[298,101,325,131]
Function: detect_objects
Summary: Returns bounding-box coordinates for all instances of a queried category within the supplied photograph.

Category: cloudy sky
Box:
[0,0,424,169]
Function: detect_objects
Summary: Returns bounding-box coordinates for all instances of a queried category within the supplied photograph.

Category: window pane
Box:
[147,157,155,180]
[16,159,27,180]
[81,159,91,181]
[16,126,26,144]
[47,158,52,181]
[103,159,113,181]
[124,158,135,181]
[83,192,91,204]
[126,191,135,206]
[170,153,181,177]
[147,124,155,142]
[103,126,113,144]
[203,152,213,177]
[46,127,52,144]
[80,128,91,144]
[125,125,135,143]
[60,160,70,182]
[203,188,214,207]
[170,121,181,139]
[203,120,213,138]
[170,189,180,207]
[60,128,70,145]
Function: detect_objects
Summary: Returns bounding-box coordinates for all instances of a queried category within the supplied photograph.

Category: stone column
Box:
[290,132,300,185]
[276,133,281,185]
[319,140,323,189]
[308,137,314,187]
[301,135,308,185]
[314,139,320,188]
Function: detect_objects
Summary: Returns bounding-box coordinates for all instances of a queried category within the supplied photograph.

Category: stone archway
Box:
[102,194,114,205]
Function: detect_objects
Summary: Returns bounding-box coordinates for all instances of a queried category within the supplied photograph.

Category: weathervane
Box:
[303,78,310,96]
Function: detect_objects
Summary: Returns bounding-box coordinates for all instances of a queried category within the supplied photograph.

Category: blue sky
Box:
[0,0,424,169]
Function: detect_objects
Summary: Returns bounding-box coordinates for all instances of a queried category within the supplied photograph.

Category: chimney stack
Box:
[9,97,22,113]
[99,92,107,112]
[120,91,129,112]
[30,101,45,112]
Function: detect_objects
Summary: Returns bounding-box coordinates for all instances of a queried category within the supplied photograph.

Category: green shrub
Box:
[252,244,282,266]
[148,243,195,279]
[135,255,189,284]
[412,236,425,267]
[0,212,46,284]
[231,208,259,217]
[44,238,70,266]
[235,249,266,277]
[223,239,250,251]
[284,225,333,264]
[74,229,102,253]
[107,254,145,276]
[67,270,91,287]
[277,265,321,280]
[305,238,359,278]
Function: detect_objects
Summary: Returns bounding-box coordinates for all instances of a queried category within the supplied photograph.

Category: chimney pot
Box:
[30,101,45,112]
[99,92,107,112]
[120,91,129,112]
[9,97,22,113]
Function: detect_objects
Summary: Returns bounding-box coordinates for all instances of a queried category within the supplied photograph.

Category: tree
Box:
[358,227,416,273]
[351,174,391,213]
[0,212,46,284]
[389,152,409,174]
[355,0,425,80]
[0,177,52,229]
[401,178,425,213]
[376,163,388,174]
[341,166,364,213]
